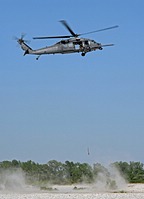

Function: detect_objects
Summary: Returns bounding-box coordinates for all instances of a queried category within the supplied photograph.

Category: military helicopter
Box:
[16,20,118,60]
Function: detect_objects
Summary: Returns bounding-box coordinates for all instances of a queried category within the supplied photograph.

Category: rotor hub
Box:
[17,39,24,44]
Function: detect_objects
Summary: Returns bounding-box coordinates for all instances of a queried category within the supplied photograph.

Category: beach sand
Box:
[0,183,144,199]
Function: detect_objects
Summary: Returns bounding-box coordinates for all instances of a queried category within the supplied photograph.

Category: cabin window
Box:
[62,43,74,48]
[85,41,89,45]
[68,43,73,47]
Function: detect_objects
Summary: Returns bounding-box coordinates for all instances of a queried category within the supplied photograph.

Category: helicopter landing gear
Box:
[81,52,86,56]
[36,55,41,60]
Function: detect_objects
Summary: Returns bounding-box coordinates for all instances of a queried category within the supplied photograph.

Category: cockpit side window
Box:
[91,40,96,43]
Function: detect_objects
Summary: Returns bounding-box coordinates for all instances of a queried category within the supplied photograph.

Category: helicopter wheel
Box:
[81,52,85,56]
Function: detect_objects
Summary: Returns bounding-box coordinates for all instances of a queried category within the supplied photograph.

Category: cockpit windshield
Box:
[91,40,96,43]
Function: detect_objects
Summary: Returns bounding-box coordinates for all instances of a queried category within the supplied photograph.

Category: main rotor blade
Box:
[60,20,78,37]
[33,22,118,40]
[33,35,71,39]
[80,25,119,36]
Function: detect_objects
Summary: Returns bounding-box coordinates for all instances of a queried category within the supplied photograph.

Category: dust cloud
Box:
[0,165,127,193]
[91,164,127,192]
[0,168,37,193]
[51,165,127,193]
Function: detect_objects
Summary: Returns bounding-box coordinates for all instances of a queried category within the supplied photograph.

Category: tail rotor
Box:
[13,33,32,56]
[13,33,30,45]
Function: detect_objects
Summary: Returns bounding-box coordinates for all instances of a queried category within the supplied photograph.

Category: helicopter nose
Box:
[97,43,103,50]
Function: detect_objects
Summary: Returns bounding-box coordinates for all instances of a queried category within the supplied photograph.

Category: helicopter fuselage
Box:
[33,38,101,54]
[20,37,103,59]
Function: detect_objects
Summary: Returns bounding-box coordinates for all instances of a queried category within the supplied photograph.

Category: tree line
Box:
[0,160,144,185]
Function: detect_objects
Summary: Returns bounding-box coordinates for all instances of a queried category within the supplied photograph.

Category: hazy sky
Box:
[0,0,144,164]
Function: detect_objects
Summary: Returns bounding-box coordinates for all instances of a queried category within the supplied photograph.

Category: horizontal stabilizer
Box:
[101,44,114,47]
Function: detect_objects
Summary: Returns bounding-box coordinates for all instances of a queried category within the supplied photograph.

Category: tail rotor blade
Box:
[13,33,30,44]
[21,33,26,39]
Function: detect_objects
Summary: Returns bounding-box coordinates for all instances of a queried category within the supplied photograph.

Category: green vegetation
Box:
[112,161,144,183]
[0,160,144,185]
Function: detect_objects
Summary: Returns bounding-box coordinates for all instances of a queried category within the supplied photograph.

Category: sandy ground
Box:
[0,183,144,199]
